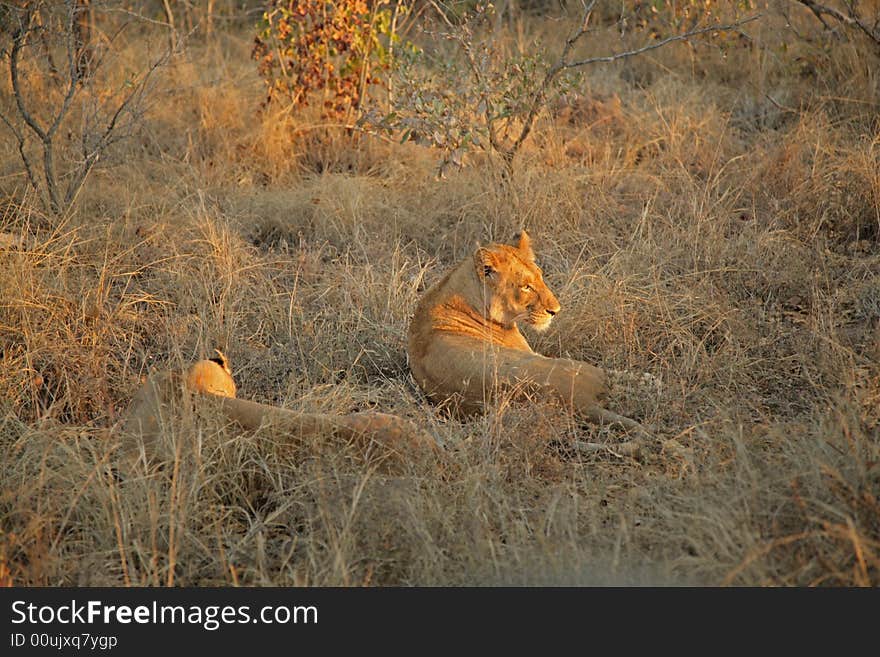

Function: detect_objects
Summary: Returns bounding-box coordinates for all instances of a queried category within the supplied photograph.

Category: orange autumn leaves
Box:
[253,0,395,117]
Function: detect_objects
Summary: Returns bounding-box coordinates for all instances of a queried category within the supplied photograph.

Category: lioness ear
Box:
[514,230,535,261]
[210,348,231,375]
[474,247,498,278]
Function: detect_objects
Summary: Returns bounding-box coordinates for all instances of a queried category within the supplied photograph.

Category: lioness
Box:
[407,231,645,434]
[122,352,438,466]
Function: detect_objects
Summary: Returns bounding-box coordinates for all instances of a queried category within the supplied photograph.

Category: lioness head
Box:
[185,349,236,398]
[474,231,561,331]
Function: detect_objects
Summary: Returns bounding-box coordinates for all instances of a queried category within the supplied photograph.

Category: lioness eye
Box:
[522,284,532,292]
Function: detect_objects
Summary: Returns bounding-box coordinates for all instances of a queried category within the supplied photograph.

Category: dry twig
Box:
[794,0,880,45]
[498,5,761,172]
[0,0,175,216]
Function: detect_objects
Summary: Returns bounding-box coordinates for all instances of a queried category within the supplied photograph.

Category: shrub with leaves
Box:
[253,0,404,117]
[363,2,759,176]
[362,5,561,176]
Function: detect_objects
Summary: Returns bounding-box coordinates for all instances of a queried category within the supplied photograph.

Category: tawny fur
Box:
[122,356,438,465]
[185,349,236,398]
[407,231,645,434]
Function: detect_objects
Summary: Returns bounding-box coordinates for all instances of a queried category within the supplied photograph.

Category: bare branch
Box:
[504,0,598,164]
[161,0,177,52]
[563,15,762,68]
[8,4,73,212]
[47,0,80,140]
[3,1,177,216]
[794,0,880,45]
[424,0,456,29]
[502,12,761,170]
[0,110,42,195]
[99,6,178,31]
[560,0,598,65]
[10,11,49,143]
[63,44,174,207]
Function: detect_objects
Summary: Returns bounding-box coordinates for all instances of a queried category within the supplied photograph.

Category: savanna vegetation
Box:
[0,0,878,586]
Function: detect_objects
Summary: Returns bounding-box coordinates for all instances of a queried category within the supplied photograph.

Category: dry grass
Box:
[1,4,878,586]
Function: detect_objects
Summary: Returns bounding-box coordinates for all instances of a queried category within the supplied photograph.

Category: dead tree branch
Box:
[498,8,762,171]
[794,0,880,45]
[0,110,42,195]
[0,0,175,216]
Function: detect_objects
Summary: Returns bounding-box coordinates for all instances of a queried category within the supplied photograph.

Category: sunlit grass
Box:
[0,6,877,586]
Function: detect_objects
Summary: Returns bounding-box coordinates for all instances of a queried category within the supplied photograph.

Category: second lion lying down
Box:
[122,350,437,467]
[407,231,644,433]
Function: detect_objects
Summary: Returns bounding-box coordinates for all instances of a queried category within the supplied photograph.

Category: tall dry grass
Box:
[0,4,878,585]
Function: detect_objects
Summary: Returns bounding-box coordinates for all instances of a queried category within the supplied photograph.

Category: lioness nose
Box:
[546,308,558,316]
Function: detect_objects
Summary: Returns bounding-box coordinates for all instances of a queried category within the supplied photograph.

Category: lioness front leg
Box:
[494,351,606,411]
[419,338,648,436]
[495,351,650,436]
